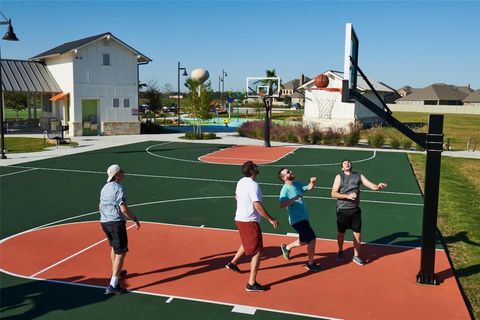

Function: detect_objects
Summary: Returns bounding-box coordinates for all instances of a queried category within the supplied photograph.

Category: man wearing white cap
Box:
[100,164,140,295]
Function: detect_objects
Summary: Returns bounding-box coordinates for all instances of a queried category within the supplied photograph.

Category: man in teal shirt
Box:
[278,168,321,271]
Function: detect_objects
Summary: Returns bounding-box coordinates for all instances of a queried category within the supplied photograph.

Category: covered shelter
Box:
[1,59,62,132]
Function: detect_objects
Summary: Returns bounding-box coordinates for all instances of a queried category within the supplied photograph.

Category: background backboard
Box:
[246,77,281,98]
[342,23,359,102]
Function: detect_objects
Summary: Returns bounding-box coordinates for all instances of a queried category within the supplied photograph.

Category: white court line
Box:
[147,142,375,167]
[0,168,37,178]
[232,305,257,315]
[7,164,422,197]
[29,223,137,278]
[165,296,174,303]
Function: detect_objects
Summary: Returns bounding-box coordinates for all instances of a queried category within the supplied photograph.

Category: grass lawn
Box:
[393,112,480,151]
[4,108,43,119]
[4,137,76,153]
[408,154,480,319]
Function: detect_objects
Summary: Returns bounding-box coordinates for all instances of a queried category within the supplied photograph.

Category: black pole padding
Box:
[263,96,271,147]
[416,114,444,285]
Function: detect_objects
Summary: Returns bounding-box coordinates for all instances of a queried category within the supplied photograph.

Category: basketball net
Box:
[308,88,341,119]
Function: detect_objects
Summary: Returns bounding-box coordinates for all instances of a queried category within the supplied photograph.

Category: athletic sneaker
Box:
[304,263,322,272]
[225,262,241,273]
[336,251,344,261]
[280,244,290,260]
[352,256,365,265]
[246,282,267,292]
[105,285,128,295]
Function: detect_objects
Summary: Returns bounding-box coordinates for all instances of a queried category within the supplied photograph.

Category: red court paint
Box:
[198,145,298,165]
[0,222,470,319]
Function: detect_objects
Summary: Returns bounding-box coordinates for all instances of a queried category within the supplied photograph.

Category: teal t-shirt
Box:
[279,181,309,225]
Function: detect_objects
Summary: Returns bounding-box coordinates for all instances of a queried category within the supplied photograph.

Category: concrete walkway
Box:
[0,133,479,167]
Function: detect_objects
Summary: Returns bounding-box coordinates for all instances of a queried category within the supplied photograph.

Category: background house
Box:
[298,70,396,129]
[396,83,473,105]
[463,89,480,107]
[30,32,151,136]
[281,74,311,106]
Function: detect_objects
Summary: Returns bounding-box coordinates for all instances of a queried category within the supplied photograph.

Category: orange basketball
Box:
[314,74,329,88]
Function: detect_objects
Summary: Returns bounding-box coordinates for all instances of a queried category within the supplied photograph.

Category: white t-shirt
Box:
[235,177,262,222]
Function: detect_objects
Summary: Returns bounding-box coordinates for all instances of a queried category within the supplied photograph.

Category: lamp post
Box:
[220,69,227,108]
[0,11,19,159]
[177,61,187,126]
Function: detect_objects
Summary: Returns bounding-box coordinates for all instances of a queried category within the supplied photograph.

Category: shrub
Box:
[390,137,401,149]
[183,131,217,140]
[140,122,175,134]
[401,138,413,150]
[343,121,362,146]
[309,128,323,144]
[367,126,386,148]
[323,128,343,145]
[293,125,310,143]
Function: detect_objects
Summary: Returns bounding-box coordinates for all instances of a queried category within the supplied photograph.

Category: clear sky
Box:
[1,0,479,92]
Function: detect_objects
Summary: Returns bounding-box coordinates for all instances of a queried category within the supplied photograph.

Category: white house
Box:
[298,70,397,129]
[30,32,151,136]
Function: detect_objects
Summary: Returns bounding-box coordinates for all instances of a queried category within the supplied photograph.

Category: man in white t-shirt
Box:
[225,160,279,292]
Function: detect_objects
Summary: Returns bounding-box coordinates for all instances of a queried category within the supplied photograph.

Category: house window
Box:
[113,98,120,108]
[103,53,110,66]
[123,99,130,108]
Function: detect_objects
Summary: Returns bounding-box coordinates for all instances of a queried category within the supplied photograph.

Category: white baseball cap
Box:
[107,164,123,182]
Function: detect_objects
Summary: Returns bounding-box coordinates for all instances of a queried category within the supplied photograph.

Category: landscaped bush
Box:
[323,128,343,145]
[140,121,178,134]
[343,121,362,146]
[367,126,386,148]
[293,125,310,143]
[401,138,413,150]
[183,131,217,140]
[390,136,401,149]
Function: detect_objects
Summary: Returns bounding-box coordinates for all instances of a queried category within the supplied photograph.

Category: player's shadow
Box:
[128,246,285,290]
[260,249,340,288]
[0,276,112,319]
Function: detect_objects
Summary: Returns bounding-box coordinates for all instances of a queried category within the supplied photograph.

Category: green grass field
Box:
[408,154,480,319]
[1,141,429,319]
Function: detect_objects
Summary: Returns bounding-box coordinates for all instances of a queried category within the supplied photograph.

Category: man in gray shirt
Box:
[100,164,140,294]
[331,159,387,265]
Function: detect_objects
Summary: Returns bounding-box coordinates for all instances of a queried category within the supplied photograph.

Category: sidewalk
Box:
[0,133,479,167]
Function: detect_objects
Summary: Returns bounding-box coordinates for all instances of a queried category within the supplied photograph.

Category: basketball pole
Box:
[345,73,444,285]
[262,95,271,147]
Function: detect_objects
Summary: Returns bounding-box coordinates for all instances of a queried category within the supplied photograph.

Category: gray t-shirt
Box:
[99,181,126,222]
[336,172,361,210]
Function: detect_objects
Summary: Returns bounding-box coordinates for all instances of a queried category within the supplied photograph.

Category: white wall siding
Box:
[73,38,138,124]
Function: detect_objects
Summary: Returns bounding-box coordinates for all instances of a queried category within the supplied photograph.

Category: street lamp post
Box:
[0,11,19,159]
[177,61,187,126]
[220,69,227,107]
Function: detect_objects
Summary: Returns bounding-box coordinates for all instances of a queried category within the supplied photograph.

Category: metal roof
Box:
[1,59,62,93]
[30,32,152,63]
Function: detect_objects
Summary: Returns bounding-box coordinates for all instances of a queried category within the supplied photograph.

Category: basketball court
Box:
[0,139,471,319]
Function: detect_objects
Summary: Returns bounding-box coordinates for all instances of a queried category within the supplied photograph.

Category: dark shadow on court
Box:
[0,276,111,320]
[129,246,284,290]
[369,231,423,248]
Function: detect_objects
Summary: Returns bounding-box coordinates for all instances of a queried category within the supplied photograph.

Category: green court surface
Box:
[0,141,428,319]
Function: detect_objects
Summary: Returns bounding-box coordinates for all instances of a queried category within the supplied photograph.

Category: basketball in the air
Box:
[314,74,329,88]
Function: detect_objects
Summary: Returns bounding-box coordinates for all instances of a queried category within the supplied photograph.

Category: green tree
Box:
[183,79,214,134]
[4,92,28,118]
[141,80,163,120]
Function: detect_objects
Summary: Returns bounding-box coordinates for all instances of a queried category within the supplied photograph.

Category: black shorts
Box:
[292,220,317,244]
[336,207,362,233]
[101,221,129,254]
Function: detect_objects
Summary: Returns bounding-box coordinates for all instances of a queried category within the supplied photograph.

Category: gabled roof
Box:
[283,77,312,90]
[397,83,472,101]
[297,70,394,93]
[30,32,151,63]
[1,59,61,93]
[463,89,480,103]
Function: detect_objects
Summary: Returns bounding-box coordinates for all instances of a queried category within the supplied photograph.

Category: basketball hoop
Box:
[307,88,341,119]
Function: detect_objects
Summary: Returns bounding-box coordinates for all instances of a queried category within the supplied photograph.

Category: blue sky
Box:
[1,1,479,92]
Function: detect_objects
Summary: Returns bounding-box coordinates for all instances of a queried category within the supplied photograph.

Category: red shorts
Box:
[235,221,263,256]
